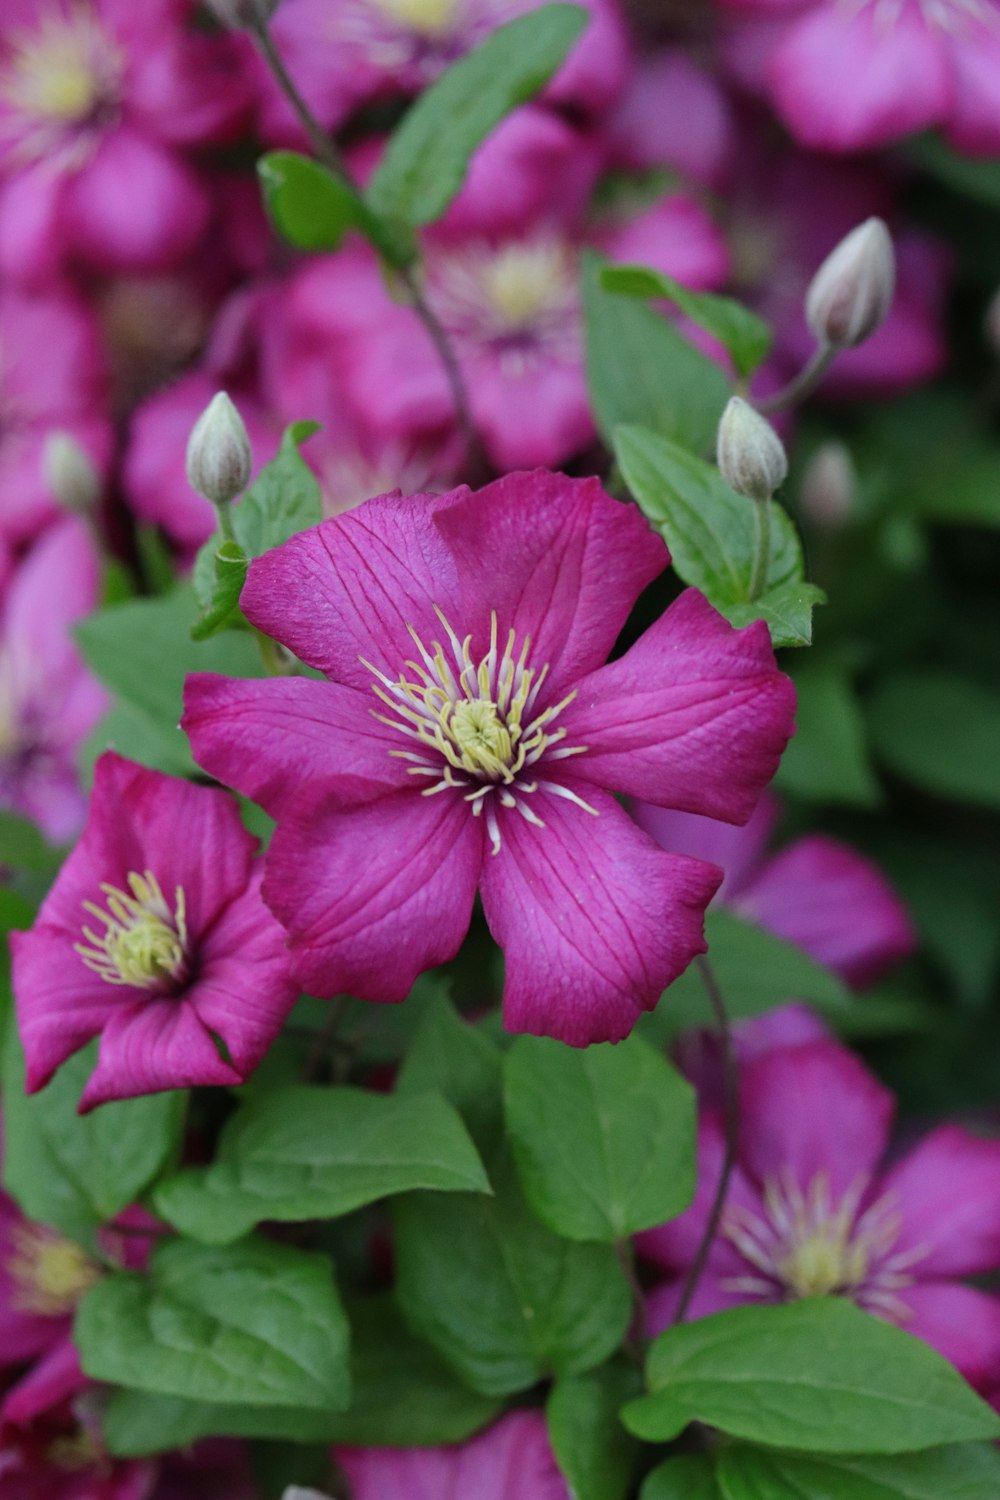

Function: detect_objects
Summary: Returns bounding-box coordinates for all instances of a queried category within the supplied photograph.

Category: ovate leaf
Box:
[717,1442,1000,1500]
[547,1363,642,1500]
[642,1455,723,1500]
[258,151,415,266]
[601,264,773,378]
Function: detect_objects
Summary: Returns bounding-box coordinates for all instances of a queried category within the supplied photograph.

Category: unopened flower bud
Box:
[800,442,856,529]
[281,1490,331,1500]
[805,217,895,349]
[985,289,1000,358]
[43,432,101,515]
[716,396,787,501]
[186,391,252,507]
[204,0,279,28]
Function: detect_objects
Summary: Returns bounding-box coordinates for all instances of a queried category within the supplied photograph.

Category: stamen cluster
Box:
[74,869,188,990]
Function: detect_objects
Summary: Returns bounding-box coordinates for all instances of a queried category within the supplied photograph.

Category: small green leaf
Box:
[868,673,1000,809]
[504,1034,696,1240]
[717,1442,1000,1500]
[153,1085,490,1244]
[76,1236,351,1411]
[397,994,504,1155]
[368,5,588,227]
[615,422,822,648]
[393,1150,631,1396]
[583,254,730,455]
[258,151,415,266]
[2,1023,184,1247]
[600,264,773,378]
[622,1300,1000,1454]
[775,656,881,806]
[547,1363,642,1500]
[190,539,248,641]
[642,1455,723,1500]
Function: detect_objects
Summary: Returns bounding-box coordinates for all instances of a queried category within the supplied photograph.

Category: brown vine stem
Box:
[672,954,738,1324]
[249,19,484,469]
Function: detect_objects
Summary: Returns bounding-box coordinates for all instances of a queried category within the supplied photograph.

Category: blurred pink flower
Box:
[607,47,738,190]
[0,0,251,283]
[638,1037,1000,1391]
[0,286,111,545]
[184,474,795,1045]
[0,520,108,843]
[12,751,298,1109]
[337,1410,570,1498]
[718,0,1000,157]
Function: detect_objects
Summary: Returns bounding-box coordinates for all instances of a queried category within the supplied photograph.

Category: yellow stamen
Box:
[74,870,188,989]
[7,1223,100,1318]
[371,0,460,38]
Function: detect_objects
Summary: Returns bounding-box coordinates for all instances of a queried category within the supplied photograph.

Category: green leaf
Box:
[907,133,1000,207]
[642,1455,723,1500]
[190,538,248,641]
[547,1363,642,1500]
[153,1085,490,1244]
[368,4,587,226]
[0,810,62,873]
[638,909,849,1046]
[614,423,823,648]
[258,151,415,267]
[775,657,881,806]
[868,673,1000,808]
[622,1299,1000,1454]
[716,1442,1000,1500]
[103,1295,500,1455]
[504,1034,695,1240]
[76,1235,351,1411]
[2,1024,184,1247]
[600,264,773,378]
[583,253,730,454]
[397,994,504,1155]
[76,586,263,772]
[393,1150,632,1396]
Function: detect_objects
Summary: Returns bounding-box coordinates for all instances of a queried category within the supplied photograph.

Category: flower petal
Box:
[645,1275,752,1336]
[479,784,719,1045]
[739,1040,895,1199]
[736,835,917,988]
[899,1283,1000,1392]
[11,927,126,1093]
[947,22,1000,157]
[80,999,241,1110]
[630,794,780,902]
[636,1113,760,1277]
[262,786,483,1002]
[183,674,408,817]
[561,589,795,822]
[879,1126,1000,1280]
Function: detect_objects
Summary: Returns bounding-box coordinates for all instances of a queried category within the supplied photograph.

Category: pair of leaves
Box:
[599,263,773,380]
[191,421,322,640]
[643,1444,1000,1500]
[623,1299,999,1454]
[76,1235,350,1412]
[615,423,825,648]
[261,5,586,257]
[152,1084,489,1243]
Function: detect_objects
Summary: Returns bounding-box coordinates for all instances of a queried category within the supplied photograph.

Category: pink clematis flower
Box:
[638,1037,1000,1390]
[718,0,1000,157]
[0,1197,100,1377]
[0,0,251,284]
[632,793,917,990]
[11,752,298,1109]
[0,520,108,844]
[0,286,112,545]
[184,474,795,1045]
[337,1410,570,1498]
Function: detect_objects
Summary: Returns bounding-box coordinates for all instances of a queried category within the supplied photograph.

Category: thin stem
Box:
[303,996,351,1083]
[757,343,837,415]
[249,18,484,469]
[748,498,771,602]
[214,499,236,545]
[672,956,738,1325]
[615,1237,647,1368]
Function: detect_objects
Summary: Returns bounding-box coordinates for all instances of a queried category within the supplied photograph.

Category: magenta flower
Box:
[0,286,111,545]
[718,0,1000,156]
[0,520,108,844]
[0,1193,100,1375]
[0,0,250,283]
[11,752,298,1109]
[639,1037,1000,1390]
[632,793,917,990]
[184,474,795,1044]
[337,1410,570,1498]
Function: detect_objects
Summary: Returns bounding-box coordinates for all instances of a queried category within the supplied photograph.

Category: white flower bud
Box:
[204,0,279,28]
[985,289,1000,358]
[716,396,788,502]
[43,432,101,515]
[805,217,895,349]
[800,441,856,529]
[281,1490,332,1500]
[186,391,252,507]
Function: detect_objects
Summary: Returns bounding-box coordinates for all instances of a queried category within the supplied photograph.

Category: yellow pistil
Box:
[47,1427,103,1473]
[74,870,188,989]
[371,0,460,37]
[7,1223,100,1318]
[777,1219,871,1300]
[449,698,513,779]
[482,242,576,330]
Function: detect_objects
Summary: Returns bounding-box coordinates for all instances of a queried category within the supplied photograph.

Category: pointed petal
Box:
[11,927,126,1093]
[631,794,779,902]
[899,1283,1000,1391]
[561,590,795,822]
[879,1126,1000,1280]
[480,785,719,1046]
[80,1000,241,1110]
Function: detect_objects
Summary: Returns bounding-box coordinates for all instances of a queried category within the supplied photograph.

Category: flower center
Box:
[74,870,189,989]
[363,608,591,852]
[0,6,123,167]
[721,1169,931,1322]
[427,238,581,367]
[370,0,462,38]
[7,1223,100,1317]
